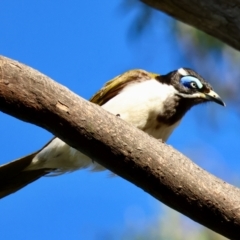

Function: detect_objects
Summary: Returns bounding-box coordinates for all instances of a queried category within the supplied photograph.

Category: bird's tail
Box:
[0,152,52,199]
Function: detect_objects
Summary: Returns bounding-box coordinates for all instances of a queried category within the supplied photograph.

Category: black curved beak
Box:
[204,90,225,106]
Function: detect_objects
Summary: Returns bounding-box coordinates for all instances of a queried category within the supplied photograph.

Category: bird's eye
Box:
[190,82,197,88]
[180,76,203,89]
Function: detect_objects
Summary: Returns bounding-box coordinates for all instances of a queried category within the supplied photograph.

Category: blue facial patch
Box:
[180,76,203,89]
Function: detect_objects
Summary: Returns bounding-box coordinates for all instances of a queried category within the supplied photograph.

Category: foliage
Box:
[120,206,227,240]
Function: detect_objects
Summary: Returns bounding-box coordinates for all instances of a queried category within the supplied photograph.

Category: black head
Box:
[160,68,225,107]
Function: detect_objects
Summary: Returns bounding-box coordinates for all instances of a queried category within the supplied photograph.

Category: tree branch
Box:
[0,56,240,239]
[141,0,240,51]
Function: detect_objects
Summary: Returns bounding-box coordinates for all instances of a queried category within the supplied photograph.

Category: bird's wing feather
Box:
[90,69,157,106]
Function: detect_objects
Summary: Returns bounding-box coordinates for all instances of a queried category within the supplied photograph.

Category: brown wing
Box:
[90,69,156,106]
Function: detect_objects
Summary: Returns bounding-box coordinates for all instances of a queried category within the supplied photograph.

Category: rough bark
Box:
[0,56,240,239]
[141,0,240,51]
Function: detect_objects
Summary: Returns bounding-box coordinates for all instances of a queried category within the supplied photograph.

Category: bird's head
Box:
[160,67,225,107]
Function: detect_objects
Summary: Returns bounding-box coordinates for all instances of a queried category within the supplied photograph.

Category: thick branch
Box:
[0,56,240,239]
[141,0,240,51]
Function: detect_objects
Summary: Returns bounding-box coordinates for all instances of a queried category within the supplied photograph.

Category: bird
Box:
[0,68,225,198]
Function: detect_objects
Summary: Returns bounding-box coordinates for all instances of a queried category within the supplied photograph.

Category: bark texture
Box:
[141,0,240,51]
[0,56,240,239]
